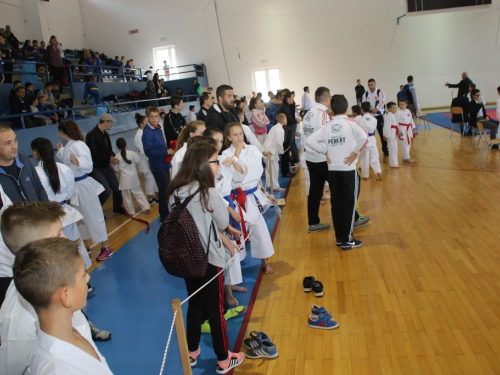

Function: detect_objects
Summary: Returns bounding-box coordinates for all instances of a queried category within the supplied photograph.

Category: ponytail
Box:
[115,138,131,164]
[31,138,61,194]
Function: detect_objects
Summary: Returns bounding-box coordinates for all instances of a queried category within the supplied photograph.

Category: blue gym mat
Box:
[84,177,288,375]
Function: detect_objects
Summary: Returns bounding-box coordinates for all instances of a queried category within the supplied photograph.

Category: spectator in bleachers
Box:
[21,40,37,61]
[124,60,133,82]
[120,56,125,65]
[164,94,185,140]
[192,78,201,97]
[38,40,46,59]
[83,75,100,104]
[4,26,19,50]
[162,60,169,78]
[93,52,102,82]
[28,97,51,125]
[176,87,183,96]
[10,87,44,128]
[32,40,40,56]
[44,36,65,93]
[197,92,211,122]
[145,72,156,99]
[83,49,94,75]
[36,96,58,124]
[112,56,121,76]
[186,105,197,124]
[51,82,73,109]
[153,73,161,97]
[86,113,124,214]
[0,34,14,83]
[8,80,22,109]
[24,82,34,100]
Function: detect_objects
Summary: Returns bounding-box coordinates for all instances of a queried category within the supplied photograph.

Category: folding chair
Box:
[414,112,430,130]
[450,107,467,138]
[476,122,500,167]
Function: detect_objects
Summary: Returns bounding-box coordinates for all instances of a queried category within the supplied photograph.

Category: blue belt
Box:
[224,195,241,232]
[368,132,375,136]
[231,186,263,213]
[74,174,88,182]
[59,201,66,205]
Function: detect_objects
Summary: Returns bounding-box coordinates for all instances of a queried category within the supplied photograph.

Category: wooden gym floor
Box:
[93,120,500,375]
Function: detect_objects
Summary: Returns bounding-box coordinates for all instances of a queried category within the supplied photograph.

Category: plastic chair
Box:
[476,122,500,167]
[450,107,467,138]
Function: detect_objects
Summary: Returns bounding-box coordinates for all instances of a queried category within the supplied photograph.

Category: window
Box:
[252,68,282,94]
[153,45,177,78]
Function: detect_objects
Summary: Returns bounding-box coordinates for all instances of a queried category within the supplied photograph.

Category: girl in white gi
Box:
[395,99,417,164]
[31,137,92,269]
[204,128,248,306]
[359,102,382,180]
[113,138,151,215]
[263,113,286,191]
[56,120,112,262]
[134,113,158,203]
[171,120,206,179]
[383,102,399,168]
[222,123,275,274]
[249,97,270,144]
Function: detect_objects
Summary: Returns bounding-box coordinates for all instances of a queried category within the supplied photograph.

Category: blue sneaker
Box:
[311,304,331,318]
[243,331,270,349]
[341,238,362,250]
[336,239,342,247]
[245,340,279,359]
[308,313,340,330]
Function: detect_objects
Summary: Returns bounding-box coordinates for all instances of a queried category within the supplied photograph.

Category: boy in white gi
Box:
[263,113,286,191]
[395,98,417,164]
[359,102,382,180]
[0,202,102,375]
[14,237,113,375]
[383,102,399,168]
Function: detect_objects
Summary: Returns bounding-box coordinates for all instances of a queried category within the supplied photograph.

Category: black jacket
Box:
[197,106,210,122]
[448,77,473,97]
[86,125,115,169]
[355,84,365,99]
[204,104,239,132]
[0,154,49,202]
[468,100,488,128]
[277,102,296,126]
[9,95,29,115]
[165,110,186,132]
[451,96,470,122]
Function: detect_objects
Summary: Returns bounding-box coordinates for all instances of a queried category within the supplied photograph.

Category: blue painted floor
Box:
[84,176,289,375]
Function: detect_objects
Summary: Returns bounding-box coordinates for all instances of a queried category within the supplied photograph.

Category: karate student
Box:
[263,113,286,191]
[202,129,248,306]
[395,98,416,164]
[359,102,382,180]
[306,95,368,250]
[383,102,399,168]
[301,87,332,233]
[13,237,114,374]
[134,113,159,204]
[171,121,206,179]
[113,138,150,215]
[56,120,112,262]
[0,202,103,374]
[362,78,387,156]
[222,123,275,274]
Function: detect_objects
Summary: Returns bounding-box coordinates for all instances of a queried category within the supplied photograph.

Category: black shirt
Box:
[165,110,186,132]
[2,161,20,180]
[355,84,366,99]
[86,125,115,169]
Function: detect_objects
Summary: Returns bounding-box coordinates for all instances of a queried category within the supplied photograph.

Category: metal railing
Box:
[68,63,206,84]
[0,95,199,130]
[0,59,50,81]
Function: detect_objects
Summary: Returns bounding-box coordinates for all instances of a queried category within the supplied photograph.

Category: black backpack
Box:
[158,191,214,279]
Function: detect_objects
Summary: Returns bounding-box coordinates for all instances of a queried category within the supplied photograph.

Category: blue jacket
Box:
[142,124,171,172]
[83,82,99,100]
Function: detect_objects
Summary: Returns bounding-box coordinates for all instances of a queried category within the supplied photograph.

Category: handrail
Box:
[0,59,50,81]
[0,95,199,130]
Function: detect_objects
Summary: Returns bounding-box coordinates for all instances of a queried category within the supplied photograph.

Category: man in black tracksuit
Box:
[204,84,240,132]
[163,94,185,145]
[86,113,123,214]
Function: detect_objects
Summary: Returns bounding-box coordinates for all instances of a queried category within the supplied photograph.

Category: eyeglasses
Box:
[209,160,220,165]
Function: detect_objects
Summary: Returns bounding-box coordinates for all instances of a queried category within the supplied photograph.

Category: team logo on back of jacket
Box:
[328,124,345,146]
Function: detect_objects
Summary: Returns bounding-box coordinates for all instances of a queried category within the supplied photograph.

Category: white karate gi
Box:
[112,151,150,216]
[222,144,274,260]
[358,113,381,178]
[263,123,284,189]
[383,112,399,167]
[56,140,107,244]
[171,143,187,180]
[0,185,14,278]
[134,128,158,196]
[0,282,91,375]
[30,311,113,375]
[35,162,91,269]
[395,108,416,160]
[215,155,248,286]
[242,124,264,153]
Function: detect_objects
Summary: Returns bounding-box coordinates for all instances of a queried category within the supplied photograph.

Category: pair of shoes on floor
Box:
[303,276,324,297]
[308,222,330,233]
[353,215,370,228]
[96,247,113,261]
[201,306,246,334]
[336,238,363,251]
[243,331,279,359]
[148,197,159,205]
[189,347,245,373]
[308,304,339,330]
[89,321,112,341]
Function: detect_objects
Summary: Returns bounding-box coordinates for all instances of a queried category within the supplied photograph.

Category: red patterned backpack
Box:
[158,191,213,279]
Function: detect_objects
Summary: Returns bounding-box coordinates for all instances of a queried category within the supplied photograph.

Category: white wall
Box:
[0,0,26,42]
[79,0,229,83]
[214,0,500,107]
[38,0,85,49]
